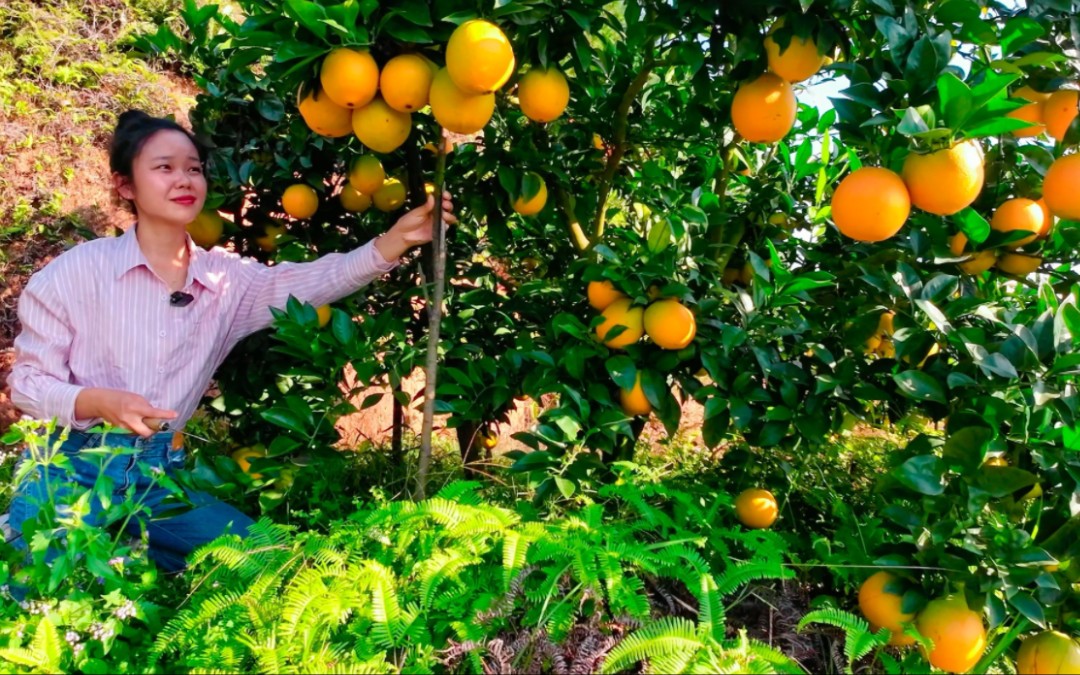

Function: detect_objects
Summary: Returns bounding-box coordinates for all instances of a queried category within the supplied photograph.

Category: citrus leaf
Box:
[893,371,947,403]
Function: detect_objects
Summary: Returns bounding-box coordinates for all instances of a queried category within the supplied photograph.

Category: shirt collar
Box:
[114,224,221,295]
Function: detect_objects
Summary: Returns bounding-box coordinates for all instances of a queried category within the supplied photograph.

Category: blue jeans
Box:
[6,429,253,573]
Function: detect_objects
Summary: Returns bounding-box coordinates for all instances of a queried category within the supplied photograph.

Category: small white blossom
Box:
[113,600,137,621]
[65,630,80,645]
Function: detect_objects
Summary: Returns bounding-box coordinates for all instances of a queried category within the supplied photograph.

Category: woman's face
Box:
[114,129,207,228]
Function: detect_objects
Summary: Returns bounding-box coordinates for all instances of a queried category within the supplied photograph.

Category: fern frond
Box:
[714,560,793,597]
[697,574,725,642]
[600,617,702,675]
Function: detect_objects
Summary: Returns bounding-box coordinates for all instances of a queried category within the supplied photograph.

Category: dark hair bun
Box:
[109,109,207,177]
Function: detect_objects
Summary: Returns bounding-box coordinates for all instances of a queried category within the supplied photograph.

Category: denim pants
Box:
[6,429,254,573]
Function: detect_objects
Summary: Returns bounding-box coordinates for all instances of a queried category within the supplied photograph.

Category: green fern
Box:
[601,616,702,674]
[797,607,891,674]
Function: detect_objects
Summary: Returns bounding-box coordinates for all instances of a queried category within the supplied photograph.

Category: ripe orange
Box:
[351,97,412,154]
[1008,86,1051,138]
[991,197,1044,248]
[902,140,985,216]
[721,267,740,287]
[1016,630,1080,674]
[373,179,406,212]
[478,427,498,450]
[831,167,911,242]
[282,184,318,219]
[764,19,825,83]
[959,250,997,275]
[1044,90,1079,142]
[379,53,434,112]
[643,299,697,350]
[1043,154,1080,221]
[596,297,645,349]
[870,623,917,647]
[734,488,779,529]
[915,595,987,673]
[316,304,332,327]
[297,89,353,137]
[984,456,1008,467]
[588,280,626,311]
[255,223,285,252]
[512,172,548,216]
[619,373,652,417]
[339,184,372,212]
[231,444,267,479]
[950,232,969,256]
[348,155,386,195]
[429,68,495,134]
[996,252,1042,276]
[446,19,515,94]
[320,48,379,109]
[858,572,915,637]
[186,210,224,248]
[731,72,797,143]
[1036,198,1055,239]
[518,67,571,122]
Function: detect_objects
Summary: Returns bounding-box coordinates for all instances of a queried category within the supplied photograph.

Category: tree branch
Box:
[555,183,591,251]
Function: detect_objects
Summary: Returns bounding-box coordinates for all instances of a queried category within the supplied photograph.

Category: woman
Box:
[5,110,455,571]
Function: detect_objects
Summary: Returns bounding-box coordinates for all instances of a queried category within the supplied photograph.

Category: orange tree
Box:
[133,0,1080,670]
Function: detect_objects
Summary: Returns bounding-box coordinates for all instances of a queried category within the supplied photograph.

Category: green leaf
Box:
[894,455,947,495]
[893,371,947,403]
[555,476,577,499]
[256,96,285,122]
[285,0,328,40]
[977,466,1038,498]
[942,426,992,471]
[999,17,1045,55]
[897,107,931,136]
[606,356,638,390]
[938,72,973,129]
[647,219,672,253]
[954,207,991,243]
[1008,591,1046,628]
[261,407,311,436]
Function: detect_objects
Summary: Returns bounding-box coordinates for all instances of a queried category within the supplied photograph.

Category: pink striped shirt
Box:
[9,225,398,430]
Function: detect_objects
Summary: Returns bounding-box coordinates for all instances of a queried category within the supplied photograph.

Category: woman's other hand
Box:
[375,192,457,262]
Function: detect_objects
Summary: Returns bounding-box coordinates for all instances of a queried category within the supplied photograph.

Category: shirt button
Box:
[162,294,168,301]
[160,330,167,337]
[157,367,165,373]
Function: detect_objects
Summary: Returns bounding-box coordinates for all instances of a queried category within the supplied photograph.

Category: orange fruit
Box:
[186,210,224,248]
[959,250,997,275]
[869,623,917,647]
[619,373,652,417]
[1036,198,1055,239]
[255,223,285,252]
[429,68,496,134]
[915,594,987,674]
[831,167,911,242]
[351,97,412,154]
[990,197,1044,248]
[734,488,779,529]
[478,427,498,450]
[1014,85,1053,104]
[1007,102,1046,138]
[1043,154,1080,220]
[996,252,1041,276]
[595,297,645,349]
[721,267,740,287]
[588,280,626,310]
[865,334,883,355]
[348,155,386,195]
[643,299,697,350]
[1044,90,1079,142]
[446,19,515,94]
[518,67,571,122]
[297,89,353,137]
[316,304,332,327]
[902,140,985,216]
[950,232,969,256]
[231,444,267,478]
[512,172,547,216]
[764,19,825,83]
[379,53,434,112]
[877,311,895,337]
[984,456,1008,467]
[1016,630,1080,674]
[339,184,372,212]
[858,572,916,637]
[282,184,318,219]
[373,178,406,212]
[731,72,798,143]
[319,48,379,109]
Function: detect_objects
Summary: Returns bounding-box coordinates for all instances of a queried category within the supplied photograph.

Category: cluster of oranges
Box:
[829,128,1079,279]
[586,279,697,418]
[730,20,826,144]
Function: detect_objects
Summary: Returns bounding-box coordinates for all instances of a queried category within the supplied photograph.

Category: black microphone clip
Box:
[169,291,195,307]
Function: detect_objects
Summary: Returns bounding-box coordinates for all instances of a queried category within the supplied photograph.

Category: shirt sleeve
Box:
[8,268,88,429]
[226,239,399,342]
